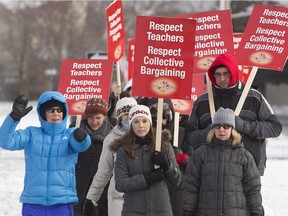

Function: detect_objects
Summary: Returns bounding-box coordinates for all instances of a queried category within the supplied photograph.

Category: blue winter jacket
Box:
[0,91,91,206]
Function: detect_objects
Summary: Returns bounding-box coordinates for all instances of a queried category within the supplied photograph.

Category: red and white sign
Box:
[106,0,126,62]
[177,10,234,73]
[235,4,288,71]
[128,38,135,81]
[233,33,252,84]
[132,16,196,100]
[58,59,113,116]
[171,73,205,115]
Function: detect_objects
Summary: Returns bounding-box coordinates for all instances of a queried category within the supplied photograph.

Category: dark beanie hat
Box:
[82,98,108,120]
[40,99,66,121]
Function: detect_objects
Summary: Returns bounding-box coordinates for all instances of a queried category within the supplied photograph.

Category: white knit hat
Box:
[129,105,152,125]
[116,97,137,119]
[212,107,235,128]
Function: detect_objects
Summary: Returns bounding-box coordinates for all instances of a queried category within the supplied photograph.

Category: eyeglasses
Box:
[46,107,63,113]
[214,124,231,130]
[214,72,231,78]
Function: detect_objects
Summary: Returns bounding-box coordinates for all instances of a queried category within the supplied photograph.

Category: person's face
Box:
[46,107,63,123]
[132,116,151,138]
[87,113,105,131]
[121,114,129,121]
[214,124,232,140]
[214,67,231,89]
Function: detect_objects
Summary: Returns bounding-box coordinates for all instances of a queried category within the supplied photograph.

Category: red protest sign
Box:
[171,99,193,115]
[106,0,126,62]
[128,38,135,81]
[177,10,234,73]
[132,16,196,100]
[235,4,288,71]
[233,33,252,84]
[171,73,205,115]
[58,59,113,116]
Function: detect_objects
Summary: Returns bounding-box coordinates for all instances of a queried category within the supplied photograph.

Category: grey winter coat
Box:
[183,138,264,216]
[114,134,181,216]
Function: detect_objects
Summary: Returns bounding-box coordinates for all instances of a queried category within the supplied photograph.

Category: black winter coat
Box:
[183,138,264,216]
[184,81,282,175]
[71,120,113,215]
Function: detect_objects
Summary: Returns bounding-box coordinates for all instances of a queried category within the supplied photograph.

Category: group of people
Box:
[0,52,282,216]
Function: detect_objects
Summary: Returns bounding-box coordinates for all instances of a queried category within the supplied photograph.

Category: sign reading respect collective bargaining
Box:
[235,4,288,71]
[132,16,196,100]
[177,10,234,73]
[58,59,113,116]
[171,73,205,115]
[106,0,126,62]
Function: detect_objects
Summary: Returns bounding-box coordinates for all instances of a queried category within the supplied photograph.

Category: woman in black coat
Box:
[183,108,264,216]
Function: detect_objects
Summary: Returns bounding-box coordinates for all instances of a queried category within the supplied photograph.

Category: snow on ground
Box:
[0,101,288,215]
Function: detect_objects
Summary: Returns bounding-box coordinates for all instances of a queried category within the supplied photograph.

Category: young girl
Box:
[183,107,264,216]
[114,105,181,216]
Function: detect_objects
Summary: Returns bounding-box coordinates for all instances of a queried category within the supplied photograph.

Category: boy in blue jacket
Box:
[0,91,91,216]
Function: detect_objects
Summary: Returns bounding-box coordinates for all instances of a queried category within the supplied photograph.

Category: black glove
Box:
[203,123,212,135]
[235,116,252,134]
[183,210,193,216]
[144,168,164,186]
[151,151,169,171]
[10,95,33,121]
[73,128,87,142]
[83,199,98,216]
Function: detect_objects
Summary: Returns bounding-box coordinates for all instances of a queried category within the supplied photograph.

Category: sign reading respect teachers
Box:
[58,59,113,116]
[177,10,234,73]
[132,16,196,100]
[235,4,288,71]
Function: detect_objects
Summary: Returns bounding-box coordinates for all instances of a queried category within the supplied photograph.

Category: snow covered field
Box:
[0,101,288,215]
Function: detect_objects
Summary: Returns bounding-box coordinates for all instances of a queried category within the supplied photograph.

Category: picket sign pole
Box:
[235,66,258,116]
[173,112,180,147]
[155,98,164,151]
[116,61,121,99]
[75,115,82,128]
[206,72,215,119]
[155,98,163,169]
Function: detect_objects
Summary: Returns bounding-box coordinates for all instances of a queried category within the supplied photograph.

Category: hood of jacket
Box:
[208,52,239,88]
[37,91,68,132]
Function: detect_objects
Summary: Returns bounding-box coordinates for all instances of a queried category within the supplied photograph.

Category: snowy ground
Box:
[0,101,288,215]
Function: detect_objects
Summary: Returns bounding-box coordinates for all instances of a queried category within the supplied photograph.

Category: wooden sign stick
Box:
[235,66,258,116]
[206,72,215,119]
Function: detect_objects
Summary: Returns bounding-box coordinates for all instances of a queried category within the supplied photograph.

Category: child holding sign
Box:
[114,105,181,216]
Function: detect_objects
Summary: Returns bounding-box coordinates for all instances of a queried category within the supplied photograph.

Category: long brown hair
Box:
[120,126,168,159]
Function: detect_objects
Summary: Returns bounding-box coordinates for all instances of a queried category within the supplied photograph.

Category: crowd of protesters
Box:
[0,52,282,216]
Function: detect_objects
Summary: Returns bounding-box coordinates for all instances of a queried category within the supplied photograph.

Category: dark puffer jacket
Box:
[183,138,264,216]
[114,131,181,216]
[72,120,113,215]
[184,52,282,175]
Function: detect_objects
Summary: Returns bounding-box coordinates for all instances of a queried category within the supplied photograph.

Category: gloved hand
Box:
[173,146,189,166]
[73,128,88,142]
[183,210,193,216]
[83,199,98,216]
[151,151,169,171]
[235,116,245,133]
[176,153,189,166]
[203,123,212,135]
[144,168,164,186]
[10,95,33,121]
